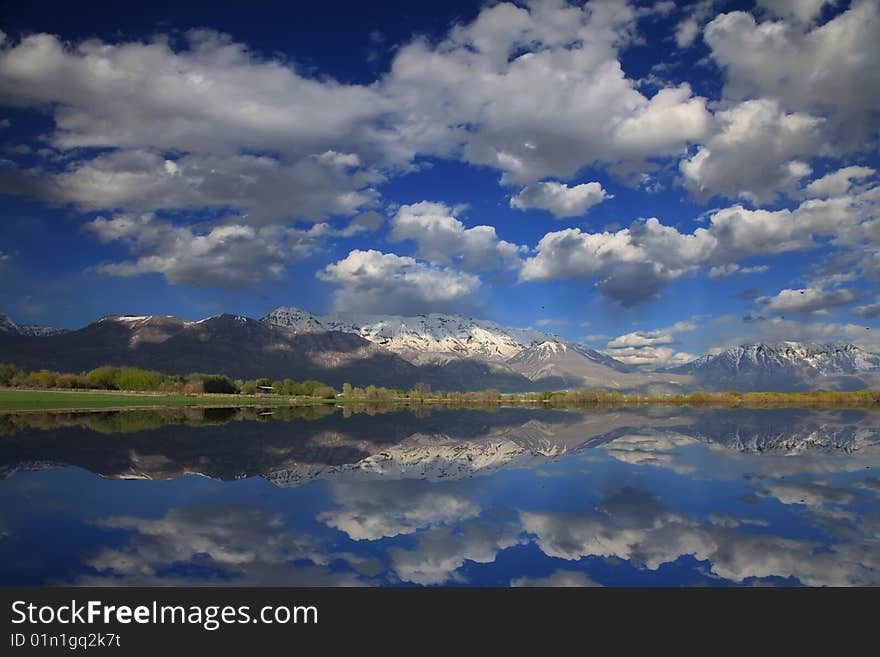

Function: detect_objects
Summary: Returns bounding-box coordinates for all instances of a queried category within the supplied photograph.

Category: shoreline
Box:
[1,387,878,413]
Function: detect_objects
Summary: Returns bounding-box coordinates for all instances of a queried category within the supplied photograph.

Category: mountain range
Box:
[0,307,878,392]
[0,313,67,338]
[668,342,880,392]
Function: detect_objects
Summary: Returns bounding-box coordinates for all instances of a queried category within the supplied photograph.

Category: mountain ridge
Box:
[667,341,880,391]
[0,313,68,338]
[1,309,878,392]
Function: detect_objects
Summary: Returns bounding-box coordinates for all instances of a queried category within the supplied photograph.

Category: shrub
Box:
[86,366,120,389]
[201,375,238,394]
[0,363,24,386]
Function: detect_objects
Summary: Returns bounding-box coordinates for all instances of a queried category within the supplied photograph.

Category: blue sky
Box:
[0,0,878,366]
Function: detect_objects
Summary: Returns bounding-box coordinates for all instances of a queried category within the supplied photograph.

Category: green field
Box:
[1,387,878,412]
[0,389,295,411]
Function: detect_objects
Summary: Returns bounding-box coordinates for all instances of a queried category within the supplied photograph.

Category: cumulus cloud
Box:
[317,249,481,314]
[522,181,880,305]
[510,570,601,587]
[519,218,713,305]
[510,181,608,218]
[673,0,716,48]
[679,99,824,203]
[606,321,697,349]
[388,201,523,271]
[705,1,880,142]
[804,166,876,199]
[0,30,388,157]
[755,0,836,24]
[2,150,380,225]
[0,2,717,202]
[603,321,698,367]
[757,287,860,315]
[383,1,712,183]
[85,213,336,287]
[0,0,878,300]
[674,18,701,48]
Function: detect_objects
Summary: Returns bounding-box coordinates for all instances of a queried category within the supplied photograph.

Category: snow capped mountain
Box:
[263,306,563,363]
[507,340,630,383]
[675,342,880,374]
[670,342,880,391]
[0,313,67,338]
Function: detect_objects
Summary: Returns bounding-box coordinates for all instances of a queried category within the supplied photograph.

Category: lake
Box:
[1,404,879,586]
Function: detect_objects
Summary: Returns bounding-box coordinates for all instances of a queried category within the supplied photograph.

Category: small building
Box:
[256,385,275,394]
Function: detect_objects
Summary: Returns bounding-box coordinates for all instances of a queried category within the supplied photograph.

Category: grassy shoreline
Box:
[1,387,878,412]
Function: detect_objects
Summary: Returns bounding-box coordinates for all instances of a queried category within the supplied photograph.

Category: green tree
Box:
[201,375,237,394]
[0,363,23,386]
[115,367,165,390]
[86,366,120,389]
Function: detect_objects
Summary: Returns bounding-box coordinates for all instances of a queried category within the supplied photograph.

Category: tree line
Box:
[0,363,439,400]
[1,363,877,406]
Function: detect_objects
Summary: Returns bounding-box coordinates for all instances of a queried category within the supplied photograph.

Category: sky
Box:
[0,0,878,367]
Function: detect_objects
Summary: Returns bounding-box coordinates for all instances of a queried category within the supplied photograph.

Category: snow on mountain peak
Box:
[0,313,67,337]
[674,341,880,374]
[263,306,559,361]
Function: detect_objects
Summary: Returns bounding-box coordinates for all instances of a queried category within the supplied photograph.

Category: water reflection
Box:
[0,405,878,586]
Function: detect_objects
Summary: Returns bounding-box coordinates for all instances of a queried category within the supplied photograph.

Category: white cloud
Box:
[853,300,880,319]
[519,218,714,305]
[708,263,769,279]
[600,346,698,367]
[755,0,835,24]
[0,30,388,158]
[388,201,523,270]
[757,287,860,314]
[606,321,697,349]
[85,213,334,287]
[510,181,608,218]
[679,99,824,203]
[317,249,481,315]
[521,181,880,305]
[3,149,380,225]
[674,18,701,48]
[603,321,698,367]
[510,570,601,587]
[382,1,712,183]
[804,165,876,199]
[707,314,880,352]
[705,2,880,142]
[673,0,716,48]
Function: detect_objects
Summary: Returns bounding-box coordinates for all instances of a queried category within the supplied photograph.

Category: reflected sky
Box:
[1,406,879,586]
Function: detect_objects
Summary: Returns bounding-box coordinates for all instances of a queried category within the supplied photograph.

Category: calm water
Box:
[1,405,879,586]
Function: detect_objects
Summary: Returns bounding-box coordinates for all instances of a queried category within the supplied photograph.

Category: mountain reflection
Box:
[0,405,878,586]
